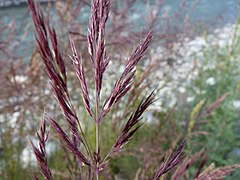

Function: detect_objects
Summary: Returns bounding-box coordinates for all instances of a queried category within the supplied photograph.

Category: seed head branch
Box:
[88,0,110,98]
[28,0,83,151]
[153,138,186,179]
[46,115,90,167]
[30,116,52,180]
[69,37,94,118]
[102,32,154,121]
[110,90,155,154]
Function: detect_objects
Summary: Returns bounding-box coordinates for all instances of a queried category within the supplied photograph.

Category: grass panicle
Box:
[102,32,154,121]
[110,90,155,154]
[30,116,52,180]
[69,36,94,118]
[46,115,90,167]
[153,138,186,179]
[87,0,110,98]
[28,0,91,171]
[195,164,240,180]
[28,0,188,179]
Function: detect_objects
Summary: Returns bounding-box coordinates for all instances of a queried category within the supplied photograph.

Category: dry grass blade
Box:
[195,164,240,180]
[30,116,52,180]
[102,32,154,120]
[194,151,208,178]
[205,93,228,114]
[153,138,186,180]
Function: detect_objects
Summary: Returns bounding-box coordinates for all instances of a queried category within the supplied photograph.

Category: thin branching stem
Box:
[68,94,93,161]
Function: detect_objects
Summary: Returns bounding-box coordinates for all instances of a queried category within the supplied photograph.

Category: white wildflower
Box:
[187,96,195,102]
[232,100,240,109]
[206,77,216,86]
[178,86,186,93]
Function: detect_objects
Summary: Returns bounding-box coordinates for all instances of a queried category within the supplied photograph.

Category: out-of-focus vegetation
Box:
[0,0,240,179]
[185,18,240,179]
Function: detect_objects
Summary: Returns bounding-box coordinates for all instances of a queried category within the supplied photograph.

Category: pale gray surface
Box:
[0,0,55,7]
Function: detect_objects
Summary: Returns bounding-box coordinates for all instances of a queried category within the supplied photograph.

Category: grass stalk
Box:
[95,92,100,179]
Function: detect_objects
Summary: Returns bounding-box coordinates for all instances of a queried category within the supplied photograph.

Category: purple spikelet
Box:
[46,115,90,167]
[153,139,186,179]
[28,0,82,149]
[87,0,110,98]
[102,32,154,121]
[69,37,94,117]
[30,116,52,180]
[110,90,155,154]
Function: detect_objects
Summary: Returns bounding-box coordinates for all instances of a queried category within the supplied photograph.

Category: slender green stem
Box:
[78,121,93,160]
[102,149,112,163]
[67,95,93,161]
[96,123,99,153]
[96,123,99,180]
[95,94,100,180]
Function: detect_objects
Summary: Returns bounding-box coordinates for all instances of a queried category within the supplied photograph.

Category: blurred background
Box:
[0,0,240,179]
